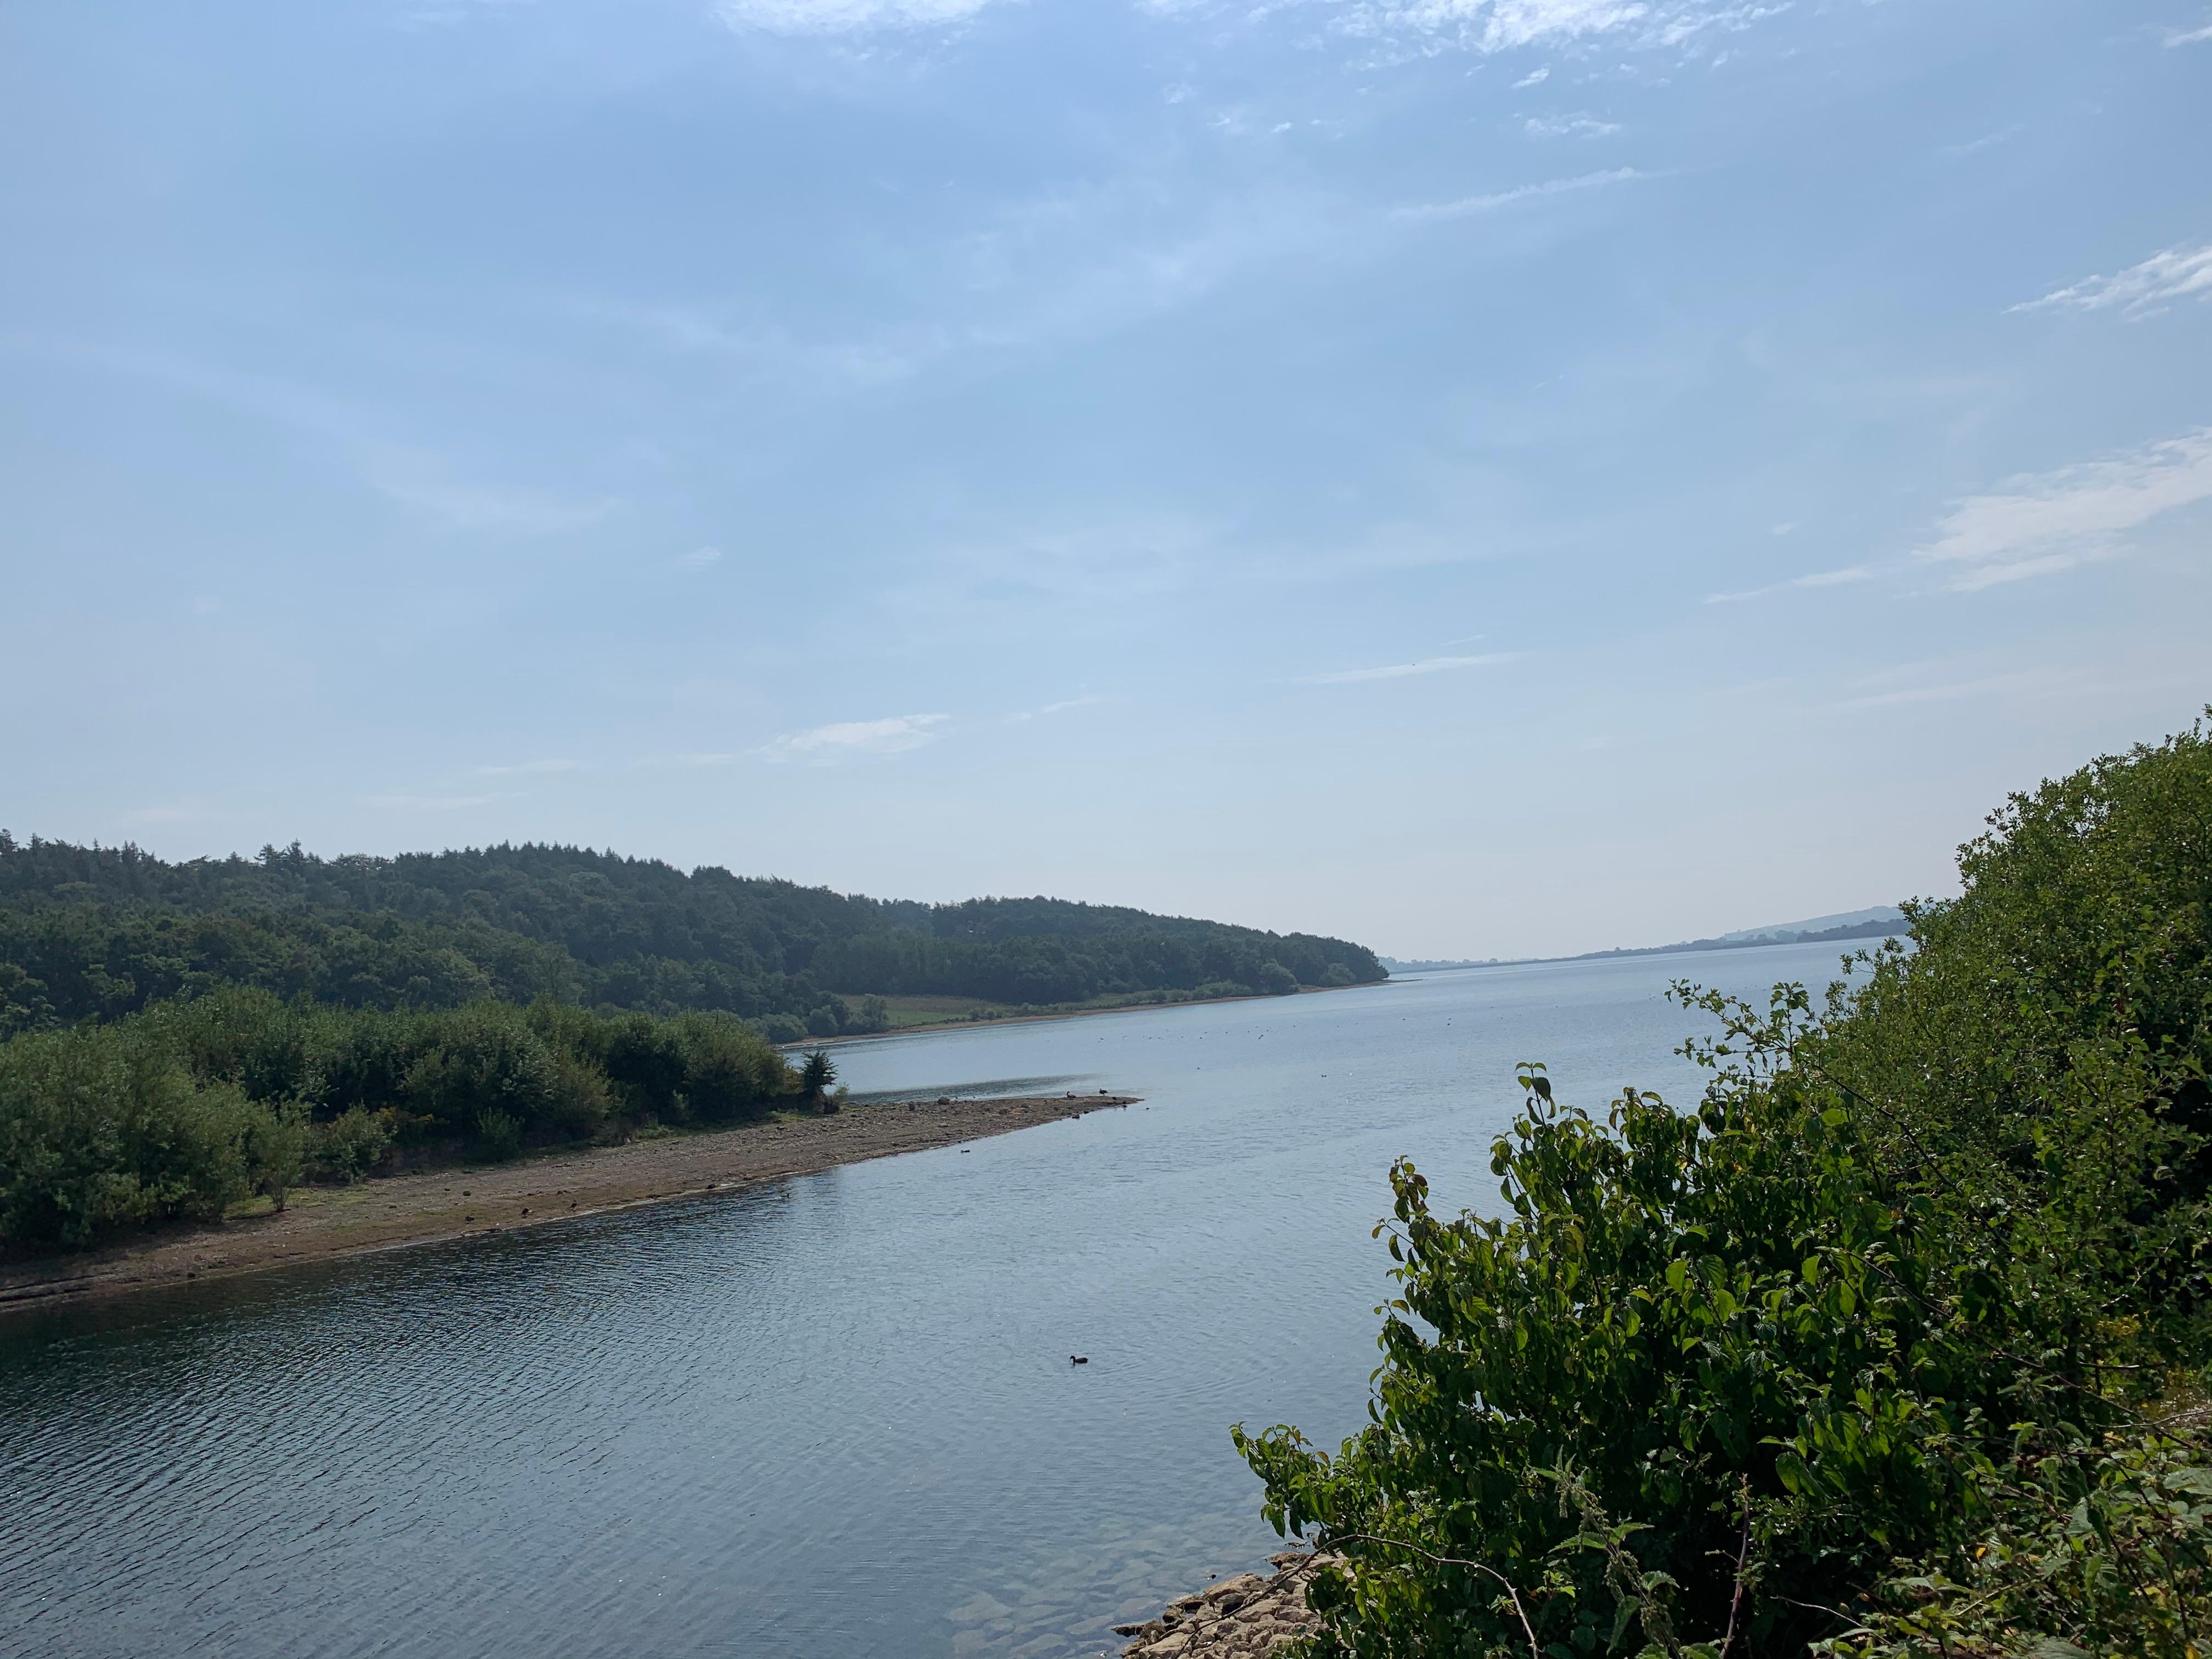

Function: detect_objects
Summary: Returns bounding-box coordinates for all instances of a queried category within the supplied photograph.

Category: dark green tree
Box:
[799,1049,837,1111]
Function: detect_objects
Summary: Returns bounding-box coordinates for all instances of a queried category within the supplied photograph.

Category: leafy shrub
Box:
[758,1012,807,1044]
[402,1007,559,1137]
[600,1012,688,1122]
[308,1105,398,1182]
[1238,717,2212,1659]
[472,1108,523,1163]
[0,1023,274,1247]
[674,1013,783,1123]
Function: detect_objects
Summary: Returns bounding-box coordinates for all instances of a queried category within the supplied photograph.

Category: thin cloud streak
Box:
[1297,652,1517,685]
[2012,242,2212,318]
[1705,565,1878,604]
[1524,114,1623,138]
[713,0,1001,35]
[473,759,580,776]
[762,713,949,761]
[1007,696,1104,721]
[1395,168,1647,221]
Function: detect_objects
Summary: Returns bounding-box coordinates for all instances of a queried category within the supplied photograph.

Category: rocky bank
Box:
[1114,1553,1337,1656]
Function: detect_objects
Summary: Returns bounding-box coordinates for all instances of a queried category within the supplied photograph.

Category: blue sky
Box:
[2,0,2208,958]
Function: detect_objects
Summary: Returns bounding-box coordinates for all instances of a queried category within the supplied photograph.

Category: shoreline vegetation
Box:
[799,977,1386,1048]
[0,837,1384,1266]
[0,1091,1137,1314]
[1214,715,2212,1658]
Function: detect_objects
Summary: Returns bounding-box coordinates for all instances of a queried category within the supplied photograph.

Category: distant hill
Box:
[1384,907,1910,974]
[0,834,1384,1040]
[1562,908,1909,964]
[1716,906,1905,943]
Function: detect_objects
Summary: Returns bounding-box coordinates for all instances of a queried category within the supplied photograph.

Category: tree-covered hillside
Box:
[0,836,1384,1039]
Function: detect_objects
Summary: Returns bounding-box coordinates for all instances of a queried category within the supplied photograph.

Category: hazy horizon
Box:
[3,0,2208,958]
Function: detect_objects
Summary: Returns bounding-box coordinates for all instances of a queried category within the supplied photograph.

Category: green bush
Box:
[0,1023,276,1247]
[402,1007,560,1138]
[673,1012,785,1122]
[1237,716,2212,1659]
[472,1107,524,1163]
[758,1012,808,1045]
[307,1105,398,1182]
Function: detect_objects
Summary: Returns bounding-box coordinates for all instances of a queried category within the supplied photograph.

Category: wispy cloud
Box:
[676,545,724,569]
[357,447,620,535]
[1007,696,1104,721]
[637,752,742,770]
[2012,242,2212,319]
[472,759,580,777]
[1395,167,1647,221]
[366,792,503,811]
[1524,113,1623,138]
[1827,668,2087,712]
[1916,428,2212,590]
[1338,0,1782,55]
[4,338,611,538]
[2164,16,2212,45]
[1704,565,1878,604]
[1513,65,1551,86]
[1939,123,2021,158]
[762,713,950,761]
[713,0,1002,33]
[1379,0,1651,50]
[1297,652,1517,685]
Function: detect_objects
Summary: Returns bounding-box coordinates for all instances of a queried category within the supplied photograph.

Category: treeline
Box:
[0,990,797,1251]
[0,838,1384,1040]
[1240,716,2212,1657]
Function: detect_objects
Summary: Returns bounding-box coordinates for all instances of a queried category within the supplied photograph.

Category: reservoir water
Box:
[0,939,1870,1659]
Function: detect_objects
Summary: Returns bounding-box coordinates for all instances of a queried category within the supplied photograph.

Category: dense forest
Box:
[1239,717,2212,1657]
[0,837,1384,1041]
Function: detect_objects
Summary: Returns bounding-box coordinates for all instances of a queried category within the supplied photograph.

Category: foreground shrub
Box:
[1238,716,2212,1658]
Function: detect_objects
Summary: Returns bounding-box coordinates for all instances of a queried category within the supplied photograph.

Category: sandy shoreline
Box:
[0,1092,1137,1317]
[803,979,1389,1052]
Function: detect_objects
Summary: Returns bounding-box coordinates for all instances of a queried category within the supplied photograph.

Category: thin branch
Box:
[1718,1476,1753,1659]
[1325,1531,1543,1659]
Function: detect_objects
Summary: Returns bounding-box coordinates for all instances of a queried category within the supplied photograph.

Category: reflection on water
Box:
[0,941,1865,1659]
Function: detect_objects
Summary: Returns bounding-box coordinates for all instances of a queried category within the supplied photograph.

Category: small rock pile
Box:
[1114,1552,1336,1656]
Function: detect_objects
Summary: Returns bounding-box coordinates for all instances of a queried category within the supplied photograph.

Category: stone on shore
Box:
[1111,1553,1336,1656]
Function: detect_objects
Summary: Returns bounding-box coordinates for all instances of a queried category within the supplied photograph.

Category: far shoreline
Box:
[794,978,1392,1052]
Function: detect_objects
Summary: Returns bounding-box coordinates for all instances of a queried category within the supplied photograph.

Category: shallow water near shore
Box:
[0,939,1867,1659]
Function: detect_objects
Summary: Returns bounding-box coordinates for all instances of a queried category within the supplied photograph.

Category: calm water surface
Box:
[0,941,1867,1659]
